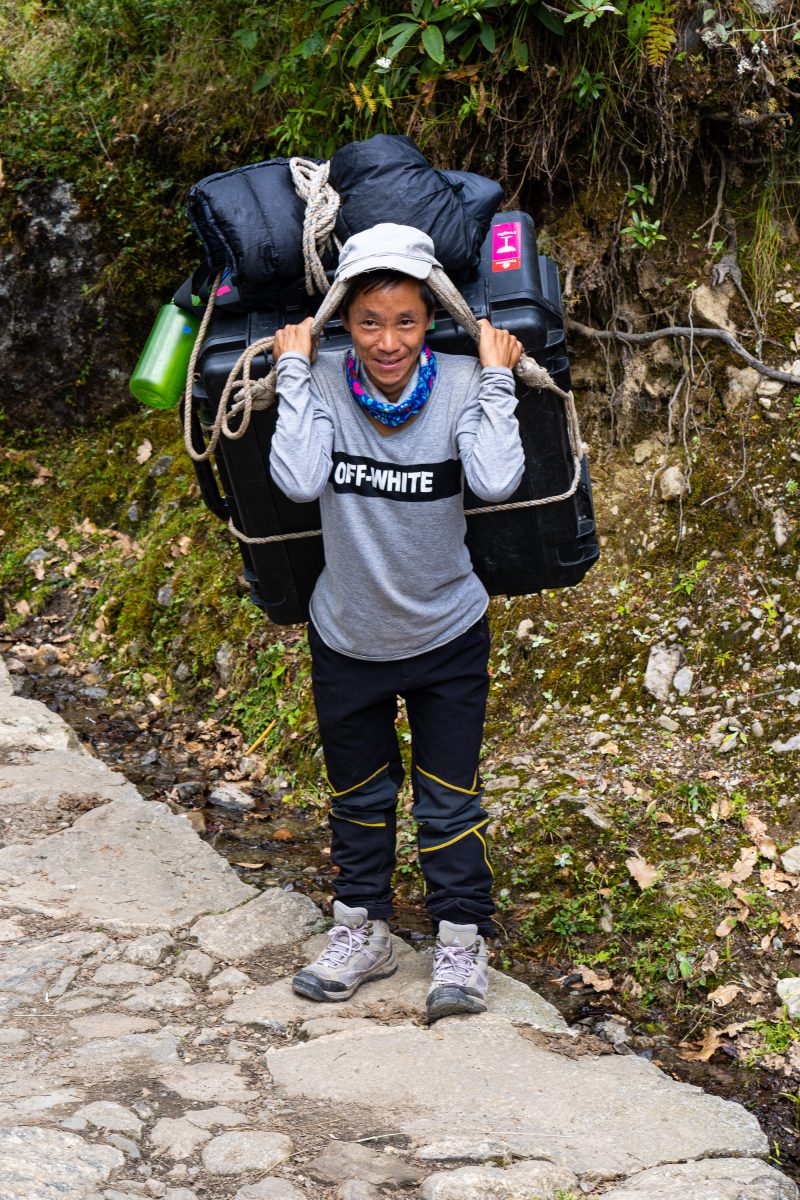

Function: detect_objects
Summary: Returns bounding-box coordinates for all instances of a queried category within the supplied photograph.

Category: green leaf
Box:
[478,22,496,51]
[702,7,716,21]
[387,24,419,58]
[421,23,445,63]
[233,28,257,50]
[318,0,351,16]
[253,70,275,93]
[458,31,479,59]
[383,20,420,38]
[445,17,472,41]
[512,37,529,66]
[534,5,565,34]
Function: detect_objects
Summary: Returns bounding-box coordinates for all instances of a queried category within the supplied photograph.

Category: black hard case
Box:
[190,211,599,625]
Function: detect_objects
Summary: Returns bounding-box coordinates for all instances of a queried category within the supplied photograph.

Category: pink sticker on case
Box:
[492,222,522,273]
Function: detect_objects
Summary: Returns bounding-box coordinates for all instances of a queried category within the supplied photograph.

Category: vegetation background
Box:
[2,0,800,1173]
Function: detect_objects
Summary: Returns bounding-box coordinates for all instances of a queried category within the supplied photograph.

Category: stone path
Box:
[0,655,796,1200]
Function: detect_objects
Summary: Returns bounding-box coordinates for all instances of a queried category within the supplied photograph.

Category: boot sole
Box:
[292,954,398,1003]
[427,986,487,1023]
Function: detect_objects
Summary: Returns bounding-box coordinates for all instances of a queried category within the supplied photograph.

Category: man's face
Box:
[341,280,432,404]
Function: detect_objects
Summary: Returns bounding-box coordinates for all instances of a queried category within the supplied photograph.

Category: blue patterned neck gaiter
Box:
[345,345,437,428]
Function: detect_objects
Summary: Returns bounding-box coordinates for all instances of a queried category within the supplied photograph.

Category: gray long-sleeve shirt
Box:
[270,349,524,660]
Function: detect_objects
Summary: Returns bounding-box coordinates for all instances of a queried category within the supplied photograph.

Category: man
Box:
[270,223,523,1022]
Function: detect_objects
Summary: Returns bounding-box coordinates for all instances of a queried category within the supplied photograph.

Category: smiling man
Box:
[270,223,524,1022]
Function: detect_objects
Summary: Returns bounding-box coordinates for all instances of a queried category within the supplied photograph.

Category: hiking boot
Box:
[292,901,397,1002]
[426,920,489,1023]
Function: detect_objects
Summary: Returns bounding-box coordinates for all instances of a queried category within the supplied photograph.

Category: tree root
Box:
[565,319,800,385]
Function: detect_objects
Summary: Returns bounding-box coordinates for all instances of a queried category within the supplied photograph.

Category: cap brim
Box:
[336,251,433,283]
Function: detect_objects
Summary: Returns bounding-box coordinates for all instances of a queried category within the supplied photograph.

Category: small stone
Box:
[657,715,680,732]
[772,735,800,754]
[781,846,800,874]
[207,783,254,812]
[759,395,773,410]
[92,964,159,986]
[209,967,252,992]
[632,438,661,464]
[157,583,174,607]
[307,1142,422,1187]
[127,503,140,522]
[24,547,48,563]
[415,1139,512,1164]
[658,465,688,501]
[74,1102,143,1136]
[149,1118,212,1160]
[105,1133,142,1158]
[417,1159,579,1199]
[184,1106,247,1130]
[756,379,784,397]
[672,666,693,696]
[201,1131,293,1175]
[145,1179,167,1195]
[122,978,197,1011]
[336,1183,381,1200]
[174,950,215,980]
[644,642,685,702]
[234,1179,307,1200]
[149,455,174,477]
[774,509,790,549]
[124,932,176,967]
[751,720,765,739]
[164,1191,198,1200]
[515,619,534,640]
[175,663,192,683]
[215,642,236,685]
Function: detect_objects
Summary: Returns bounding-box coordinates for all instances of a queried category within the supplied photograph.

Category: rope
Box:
[289,158,342,296]
[226,469,589,545]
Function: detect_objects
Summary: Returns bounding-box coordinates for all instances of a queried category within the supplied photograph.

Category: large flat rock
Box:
[0,690,87,755]
[266,1016,767,1184]
[225,933,568,1032]
[0,796,257,929]
[192,888,325,959]
[0,747,141,842]
[0,1125,123,1198]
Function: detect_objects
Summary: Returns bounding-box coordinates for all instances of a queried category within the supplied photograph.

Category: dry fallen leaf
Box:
[14,599,31,617]
[679,1026,722,1062]
[599,741,619,756]
[577,965,614,992]
[626,855,660,890]
[710,796,731,821]
[743,814,777,862]
[761,867,793,893]
[701,947,719,972]
[655,810,675,825]
[622,779,636,796]
[716,846,758,887]
[271,828,294,842]
[136,439,153,464]
[716,915,738,938]
[707,983,742,1007]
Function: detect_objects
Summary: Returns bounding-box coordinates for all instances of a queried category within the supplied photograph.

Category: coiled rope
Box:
[182,160,588,541]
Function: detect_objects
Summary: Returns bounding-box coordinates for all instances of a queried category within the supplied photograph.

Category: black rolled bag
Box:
[187,134,505,307]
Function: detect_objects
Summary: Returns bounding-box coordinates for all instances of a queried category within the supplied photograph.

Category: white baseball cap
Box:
[334,223,441,282]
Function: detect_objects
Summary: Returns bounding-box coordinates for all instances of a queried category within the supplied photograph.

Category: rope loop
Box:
[290,157,342,296]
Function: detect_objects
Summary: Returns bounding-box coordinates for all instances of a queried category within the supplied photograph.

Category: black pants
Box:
[309,616,494,936]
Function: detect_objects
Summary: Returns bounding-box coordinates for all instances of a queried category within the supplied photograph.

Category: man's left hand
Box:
[478,319,523,370]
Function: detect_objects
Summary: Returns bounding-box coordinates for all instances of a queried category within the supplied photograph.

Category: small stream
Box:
[6,637,800,1182]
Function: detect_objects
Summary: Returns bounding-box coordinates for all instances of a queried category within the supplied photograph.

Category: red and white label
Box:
[492,221,522,273]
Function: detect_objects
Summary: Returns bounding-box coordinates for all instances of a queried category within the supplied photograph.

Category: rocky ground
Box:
[1,654,798,1200]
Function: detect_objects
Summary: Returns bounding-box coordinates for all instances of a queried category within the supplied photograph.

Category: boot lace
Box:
[317,923,369,968]
[433,941,474,986]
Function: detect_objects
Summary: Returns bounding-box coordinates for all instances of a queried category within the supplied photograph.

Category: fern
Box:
[645,5,676,67]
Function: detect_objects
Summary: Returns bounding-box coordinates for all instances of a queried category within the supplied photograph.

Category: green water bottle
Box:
[129,303,201,409]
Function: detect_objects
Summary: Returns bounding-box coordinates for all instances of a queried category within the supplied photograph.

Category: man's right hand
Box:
[273,317,313,361]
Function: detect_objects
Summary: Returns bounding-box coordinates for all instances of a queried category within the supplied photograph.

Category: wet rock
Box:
[658,465,688,501]
[267,1015,766,1179]
[644,643,685,702]
[417,1159,579,1199]
[777,977,800,1018]
[124,931,176,967]
[0,1125,124,1197]
[307,1141,422,1187]
[599,1157,798,1199]
[207,783,255,813]
[201,1131,293,1175]
[192,888,324,960]
[0,795,257,929]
